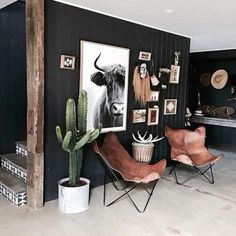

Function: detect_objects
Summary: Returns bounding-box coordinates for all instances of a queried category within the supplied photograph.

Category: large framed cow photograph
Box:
[80,41,130,133]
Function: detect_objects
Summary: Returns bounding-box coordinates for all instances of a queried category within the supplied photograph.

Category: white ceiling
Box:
[55,0,236,52]
[2,0,236,52]
[0,0,17,9]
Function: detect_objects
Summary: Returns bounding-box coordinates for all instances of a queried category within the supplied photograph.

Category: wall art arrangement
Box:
[199,70,228,90]
[80,40,130,133]
[133,52,162,105]
[147,106,159,125]
[200,73,211,87]
[132,50,181,128]
[150,59,160,86]
[159,68,171,89]
[169,52,180,84]
[138,51,152,61]
[148,91,159,102]
[150,74,160,86]
[132,109,146,123]
[60,54,76,70]
[164,99,177,115]
[169,65,180,84]
[133,62,151,104]
[211,69,228,89]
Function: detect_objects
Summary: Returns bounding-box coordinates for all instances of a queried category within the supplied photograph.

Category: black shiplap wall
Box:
[0,2,26,154]
[45,0,190,201]
[189,50,236,146]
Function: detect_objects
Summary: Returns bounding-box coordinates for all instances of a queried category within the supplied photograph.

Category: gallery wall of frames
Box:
[45,0,190,200]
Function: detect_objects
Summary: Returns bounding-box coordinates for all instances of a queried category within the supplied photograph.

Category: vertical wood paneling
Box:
[0,2,26,154]
[45,0,190,201]
[189,50,236,146]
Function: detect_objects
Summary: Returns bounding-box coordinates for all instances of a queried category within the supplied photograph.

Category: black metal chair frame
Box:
[101,160,159,213]
[169,160,215,185]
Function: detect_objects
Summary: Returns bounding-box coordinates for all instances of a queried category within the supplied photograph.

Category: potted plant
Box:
[55,90,101,213]
[132,131,164,163]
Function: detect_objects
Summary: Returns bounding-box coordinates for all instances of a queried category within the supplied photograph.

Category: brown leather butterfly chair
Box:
[165,126,221,185]
[92,132,166,213]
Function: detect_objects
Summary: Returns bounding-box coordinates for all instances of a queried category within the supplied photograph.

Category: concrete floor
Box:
[0,146,235,236]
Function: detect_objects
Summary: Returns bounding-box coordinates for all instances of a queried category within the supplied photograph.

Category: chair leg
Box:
[169,164,176,175]
[193,163,215,184]
[103,170,159,213]
[169,162,215,185]
[139,180,158,213]
[103,162,130,191]
[169,162,181,184]
[169,162,215,184]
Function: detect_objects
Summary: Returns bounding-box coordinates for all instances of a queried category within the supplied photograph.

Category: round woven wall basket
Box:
[132,142,154,163]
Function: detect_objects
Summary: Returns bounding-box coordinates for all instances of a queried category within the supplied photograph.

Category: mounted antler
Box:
[132,131,165,144]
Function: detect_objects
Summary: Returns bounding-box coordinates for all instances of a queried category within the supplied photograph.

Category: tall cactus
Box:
[56,90,101,187]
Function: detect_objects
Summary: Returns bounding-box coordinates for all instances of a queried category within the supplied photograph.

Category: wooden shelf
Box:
[189,116,236,128]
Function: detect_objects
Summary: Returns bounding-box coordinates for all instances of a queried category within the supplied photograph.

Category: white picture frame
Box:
[60,54,76,70]
[148,91,159,102]
[138,51,152,61]
[147,107,159,125]
[80,40,130,133]
[164,99,177,115]
[169,65,180,84]
[132,109,146,123]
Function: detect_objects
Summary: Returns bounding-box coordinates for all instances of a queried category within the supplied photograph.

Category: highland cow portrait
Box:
[80,41,129,133]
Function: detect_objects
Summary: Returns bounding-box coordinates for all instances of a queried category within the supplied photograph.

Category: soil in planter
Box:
[61,179,87,187]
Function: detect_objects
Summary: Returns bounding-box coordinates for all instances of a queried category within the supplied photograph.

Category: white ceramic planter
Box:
[132,142,154,163]
[58,177,90,213]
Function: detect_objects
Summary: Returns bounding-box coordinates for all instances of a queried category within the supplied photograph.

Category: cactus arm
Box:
[88,128,100,143]
[62,131,72,152]
[66,99,76,134]
[55,126,63,143]
[88,123,102,142]
[74,130,92,151]
[78,90,87,135]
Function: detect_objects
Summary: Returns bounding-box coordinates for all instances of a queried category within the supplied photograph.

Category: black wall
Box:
[45,0,190,201]
[189,50,236,145]
[0,2,26,154]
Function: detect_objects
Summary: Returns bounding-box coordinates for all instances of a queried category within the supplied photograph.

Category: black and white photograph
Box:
[80,41,130,133]
[60,54,76,70]
[132,109,146,123]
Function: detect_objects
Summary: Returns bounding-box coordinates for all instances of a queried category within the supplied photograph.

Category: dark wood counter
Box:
[189,116,236,128]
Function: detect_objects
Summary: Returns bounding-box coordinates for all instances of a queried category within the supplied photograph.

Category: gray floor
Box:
[0,146,235,236]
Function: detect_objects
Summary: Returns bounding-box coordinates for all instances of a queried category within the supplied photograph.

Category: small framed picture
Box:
[169,65,180,84]
[164,99,177,115]
[147,107,159,125]
[138,51,151,61]
[132,109,146,123]
[148,91,159,102]
[60,54,76,70]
